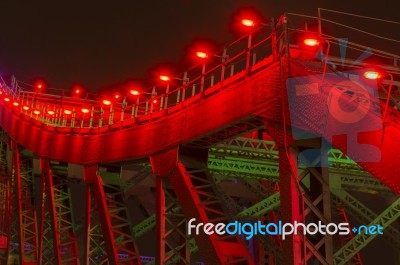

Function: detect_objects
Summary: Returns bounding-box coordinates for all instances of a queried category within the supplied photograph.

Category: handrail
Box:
[0,11,398,130]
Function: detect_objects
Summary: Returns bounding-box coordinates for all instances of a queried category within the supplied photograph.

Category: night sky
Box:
[0,1,399,92]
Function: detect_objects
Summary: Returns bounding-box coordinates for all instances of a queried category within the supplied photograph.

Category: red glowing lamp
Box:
[159,75,170,82]
[47,110,55,115]
[102,99,112,106]
[4,97,10,102]
[64,109,72,115]
[81,108,90,114]
[35,81,46,91]
[303,38,320,47]
[114,93,120,100]
[241,19,255,27]
[130,90,140,96]
[153,99,158,104]
[33,110,40,115]
[13,102,19,106]
[23,106,30,111]
[196,51,208,59]
[363,71,381,80]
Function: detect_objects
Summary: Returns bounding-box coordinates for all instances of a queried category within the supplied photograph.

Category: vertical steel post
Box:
[83,166,119,264]
[317,8,322,37]
[246,33,253,74]
[164,83,170,110]
[200,63,206,93]
[83,186,91,265]
[278,149,303,265]
[89,106,94,128]
[156,177,165,264]
[220,47,227,83]
[41,159,62,265]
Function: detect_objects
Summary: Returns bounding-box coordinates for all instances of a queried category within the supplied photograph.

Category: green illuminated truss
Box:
[237,192,280,219]
[333,198,400,265]
[12,136,396,264]
[132,138,396,258]
[331,191,400,249]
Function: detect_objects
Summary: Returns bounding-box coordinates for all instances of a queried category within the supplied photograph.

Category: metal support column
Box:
[277,147,303,265]
[150,147,255,264]
[0,138,12,264]
[40,159,80,265]
[155,176,165,264]
[84,166,142,265]
[11,142,39,264]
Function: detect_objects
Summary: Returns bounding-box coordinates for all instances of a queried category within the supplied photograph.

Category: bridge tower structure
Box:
[0,10,399,265]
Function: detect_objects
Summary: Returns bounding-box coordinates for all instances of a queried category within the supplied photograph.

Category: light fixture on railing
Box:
[23,106,30,111]
[47,110,55,115]
[159,75,171,82]
[33,110,40,115]
[363,71,382,80]
[241,19,255,27]
[159,75,171,110]
[81,108,90,114]
[130,89,140,96]
[362,69,391,121]
[12,101,19,106]
[239,16,264,74]
[299,35,329,75]
[196,51,208,59]
[64,109,72,115]
[35,81,46,93]
[102,99,112,106]
[303,38,320,47]
[114,93,121,100]
[4,97,10,102]
[72,85,84,97]
[195,51,208,93]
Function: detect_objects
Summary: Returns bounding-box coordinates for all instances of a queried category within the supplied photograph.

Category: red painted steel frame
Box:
[1,59,399,197]
[41,160,62,264]
[84,166,120,264]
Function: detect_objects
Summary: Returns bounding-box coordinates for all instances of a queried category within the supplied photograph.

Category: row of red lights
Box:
[1,91,91,115]
[16,16,384,112]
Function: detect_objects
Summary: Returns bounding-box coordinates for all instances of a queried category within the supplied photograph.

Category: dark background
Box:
[0,0,399,92]
[0,1,399,264]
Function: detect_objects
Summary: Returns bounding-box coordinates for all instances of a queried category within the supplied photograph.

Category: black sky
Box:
[0,0,399,92]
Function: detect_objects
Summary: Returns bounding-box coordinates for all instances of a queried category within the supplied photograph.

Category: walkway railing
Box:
[0,12,398,130]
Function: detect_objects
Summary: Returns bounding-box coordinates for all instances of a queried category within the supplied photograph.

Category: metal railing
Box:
[1,11,399,131]
[0,22,279,129]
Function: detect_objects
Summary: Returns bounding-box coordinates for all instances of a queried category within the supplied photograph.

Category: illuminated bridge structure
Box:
[0,11,399,265]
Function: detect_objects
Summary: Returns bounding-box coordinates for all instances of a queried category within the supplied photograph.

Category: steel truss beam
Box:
[128,138,395,264]
[84,184,108,264]
[330,189,400,249]
[11,142,39,264]
[333,198,400,265]
[336,205,363,265]
[144,182,282,265]
[0,138,12,264]
[211,137,365,173]
[39,159,80,265]
[208,154,279,182]
[150,147,254,264]
[237,192,280,219]
[84,166,142,265]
